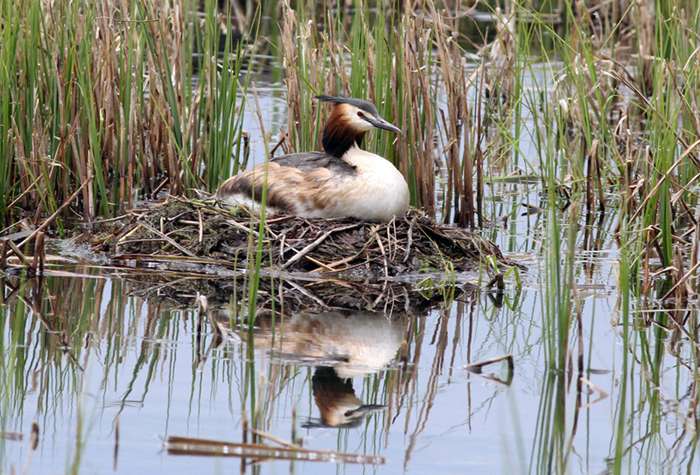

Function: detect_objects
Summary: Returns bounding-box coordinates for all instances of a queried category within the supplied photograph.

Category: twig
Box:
[18,178,91,248]
[164,436,385,465]
[197,209,204,243]
[370,227,390,307]
[285,280,328,308]
[466,354,514,386]
[310,242,371,272]
[579,377,609,408]
[661,260,700,301]
[6,240,31,267]
[138,223,197,257]
[224,219,260,237]
[269,133,287,157]
[281,223,361,269]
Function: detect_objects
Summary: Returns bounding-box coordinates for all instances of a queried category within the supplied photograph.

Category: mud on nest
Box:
[85,196,518,279]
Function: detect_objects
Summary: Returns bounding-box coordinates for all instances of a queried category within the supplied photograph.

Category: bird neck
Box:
[321,108,366,158]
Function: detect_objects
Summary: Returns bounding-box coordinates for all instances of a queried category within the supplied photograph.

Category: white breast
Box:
[338,147,410,221]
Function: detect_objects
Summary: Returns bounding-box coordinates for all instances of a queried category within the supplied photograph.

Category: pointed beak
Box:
[366,115,402,134]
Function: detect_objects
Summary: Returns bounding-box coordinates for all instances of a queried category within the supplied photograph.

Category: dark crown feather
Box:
[315,95,378,116]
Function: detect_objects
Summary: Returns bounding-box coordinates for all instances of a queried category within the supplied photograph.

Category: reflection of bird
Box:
[303,367,385,429]
[215,309,405,378]
[213,310,405,429]
[272,310,403,379]
[216,95,408,222]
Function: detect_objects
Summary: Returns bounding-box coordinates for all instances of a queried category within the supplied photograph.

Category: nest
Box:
[85,196,516,279]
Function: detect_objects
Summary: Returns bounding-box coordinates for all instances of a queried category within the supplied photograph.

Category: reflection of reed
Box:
[401,305,459,469]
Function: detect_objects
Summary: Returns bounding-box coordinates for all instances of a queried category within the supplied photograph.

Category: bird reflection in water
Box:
[215,309,406,429]
[304,366,385,429]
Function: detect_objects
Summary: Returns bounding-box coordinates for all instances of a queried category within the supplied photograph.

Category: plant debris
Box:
[84,196,518,280]
[465,354,514,386]
[165,435,385,465]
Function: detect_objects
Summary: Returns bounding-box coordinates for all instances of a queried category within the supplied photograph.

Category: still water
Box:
[2,265,627,475]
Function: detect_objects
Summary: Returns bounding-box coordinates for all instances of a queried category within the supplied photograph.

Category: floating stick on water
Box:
[164,435,385,465]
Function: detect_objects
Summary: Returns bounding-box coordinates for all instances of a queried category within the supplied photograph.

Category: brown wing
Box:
[271,152,356,175]
[216,152,356,214]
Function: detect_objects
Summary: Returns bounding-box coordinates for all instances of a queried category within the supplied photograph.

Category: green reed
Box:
[608,4,699,470]
[612,217,634,474]
[0,0,250,226]
[506,1,700,472]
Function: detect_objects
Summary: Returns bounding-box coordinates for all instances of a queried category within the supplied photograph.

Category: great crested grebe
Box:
[216,95,409,222]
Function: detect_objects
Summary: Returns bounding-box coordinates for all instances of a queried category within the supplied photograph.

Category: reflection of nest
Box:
[85,196,516,279]
[122,273,476,315]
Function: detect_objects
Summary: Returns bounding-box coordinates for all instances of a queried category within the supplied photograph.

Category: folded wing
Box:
[216,152,357,216]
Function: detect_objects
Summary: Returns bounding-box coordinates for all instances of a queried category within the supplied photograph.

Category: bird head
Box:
[317,95,401,157]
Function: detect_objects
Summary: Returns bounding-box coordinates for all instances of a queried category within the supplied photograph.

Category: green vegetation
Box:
[0,0,250,228]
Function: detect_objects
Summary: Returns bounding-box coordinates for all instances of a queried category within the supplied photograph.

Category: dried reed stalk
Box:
[165,435,385,464]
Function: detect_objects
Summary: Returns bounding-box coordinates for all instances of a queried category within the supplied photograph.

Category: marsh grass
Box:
[0,0,250,229]
[505,0,700,472]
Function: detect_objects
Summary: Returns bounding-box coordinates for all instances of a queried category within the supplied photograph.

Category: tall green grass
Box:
[0,0,250,227]
[511,0,700,472]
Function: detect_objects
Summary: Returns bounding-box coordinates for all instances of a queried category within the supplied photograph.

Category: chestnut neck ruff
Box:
[321,105,367,158]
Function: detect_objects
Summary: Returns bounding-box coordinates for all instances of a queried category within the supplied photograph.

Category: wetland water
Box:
[2,266,625,475]
[2,64,699,475]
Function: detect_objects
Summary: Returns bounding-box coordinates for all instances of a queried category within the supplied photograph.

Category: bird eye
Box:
[357,111,365,118]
